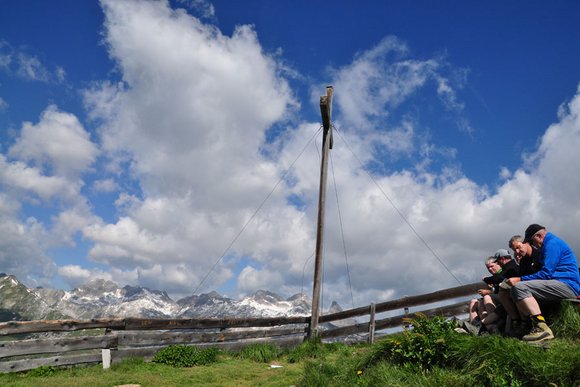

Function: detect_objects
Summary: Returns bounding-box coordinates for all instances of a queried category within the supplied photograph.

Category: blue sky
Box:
[1,0,580,308]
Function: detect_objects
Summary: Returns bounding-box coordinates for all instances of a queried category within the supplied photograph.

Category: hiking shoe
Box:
[522,322,554,342]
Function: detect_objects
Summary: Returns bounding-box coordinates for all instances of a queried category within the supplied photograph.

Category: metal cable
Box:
[192,126,324,295]
[333,124,463,286]
[330,151,356,309]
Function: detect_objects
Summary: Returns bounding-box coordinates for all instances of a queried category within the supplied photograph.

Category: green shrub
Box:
[360,314,456,371]
[153,345,219,367]
[237,343,281,363]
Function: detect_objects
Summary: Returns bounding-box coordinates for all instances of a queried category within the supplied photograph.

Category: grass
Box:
[0,303,578,386]
[0,354,303,387]
[300,305,580,387]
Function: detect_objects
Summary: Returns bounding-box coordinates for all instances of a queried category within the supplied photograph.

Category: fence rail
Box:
[0,281,483,373]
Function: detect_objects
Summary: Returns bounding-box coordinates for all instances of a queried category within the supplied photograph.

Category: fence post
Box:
[102,349,111,369]
[368,303,376,344]
[404,307,410,330]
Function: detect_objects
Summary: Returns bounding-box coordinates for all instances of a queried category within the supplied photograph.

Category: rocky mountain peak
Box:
[75,278,119,295]
[252,289,284,304]
[0,273,343,322]
[328,301,343,314]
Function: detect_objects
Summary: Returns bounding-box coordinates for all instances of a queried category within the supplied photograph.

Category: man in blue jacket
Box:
[507,224,580,342]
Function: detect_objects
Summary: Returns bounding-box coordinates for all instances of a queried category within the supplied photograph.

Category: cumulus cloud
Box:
[2,0,580,311]
[8,105,99,178]
[0,155,79,201]
[81,0,299,294]
[0,192,55,286]
[0,104,101,285]
[76,0,580,307]
[329,36,470,137]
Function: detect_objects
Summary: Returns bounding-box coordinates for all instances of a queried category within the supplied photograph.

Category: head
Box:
[485,256,501,274]
[508,235,532,263]
[494,248,513,267]
[524,224,546,248]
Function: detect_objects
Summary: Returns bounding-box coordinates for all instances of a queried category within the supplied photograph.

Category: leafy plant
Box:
[27,365,57,377]
[153,345,219,367]
[361,314,456,371]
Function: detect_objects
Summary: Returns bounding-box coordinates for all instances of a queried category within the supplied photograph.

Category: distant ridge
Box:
[0,274,342,322]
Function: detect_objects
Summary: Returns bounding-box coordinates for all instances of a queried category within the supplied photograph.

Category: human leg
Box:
[511,280,574,341]
[482,294,496,317]
[469,299,479,323]
[499,288,520,320]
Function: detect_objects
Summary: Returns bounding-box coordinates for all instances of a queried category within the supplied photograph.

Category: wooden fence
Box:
[0,281,483,373]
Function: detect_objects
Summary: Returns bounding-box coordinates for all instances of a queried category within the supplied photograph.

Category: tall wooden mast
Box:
[309,86,334,339]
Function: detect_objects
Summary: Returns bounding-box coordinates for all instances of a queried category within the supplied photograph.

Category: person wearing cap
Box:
[506,224,580,342]
[469,257,502,331]
[493,249,519,280]
[479,249,519,334]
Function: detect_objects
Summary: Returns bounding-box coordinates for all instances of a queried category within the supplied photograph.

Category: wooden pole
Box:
[368,302,376,344]
[309,86,334,339]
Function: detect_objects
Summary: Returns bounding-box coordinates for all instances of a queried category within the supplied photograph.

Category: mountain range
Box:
[0,273,344,322]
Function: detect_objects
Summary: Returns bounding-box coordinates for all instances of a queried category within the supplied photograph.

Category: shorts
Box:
[511,279,576,303]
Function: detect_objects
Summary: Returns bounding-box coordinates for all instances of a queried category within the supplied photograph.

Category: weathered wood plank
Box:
[117,326,307,346]
[0,316,310,336]
[0,335,118,358]
[319,282,481,323]
[0,319,125,336]
[0,352,101,373]
[374,301,469,332]
[124,316,309,330]
[319,301,469,340]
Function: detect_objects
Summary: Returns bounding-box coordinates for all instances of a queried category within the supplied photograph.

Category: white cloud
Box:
[92,178,118,193]
[0,192,55,286]
[177,0,215,20]
[16,53,50,82]
[0,155,79,201]
[238,266,283,295]
[0,41,64,83]
[77,0,580,306]
[8,105,99,178]
[0,104,101,287]
[330,36,470,136]
[3,0,580,310]
[80,0,299,294]
[52,205,101,246]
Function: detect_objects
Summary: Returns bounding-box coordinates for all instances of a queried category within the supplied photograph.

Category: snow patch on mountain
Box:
[0,274,345,322]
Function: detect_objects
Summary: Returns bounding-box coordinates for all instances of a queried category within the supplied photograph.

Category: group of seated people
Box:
[468,223,580,342]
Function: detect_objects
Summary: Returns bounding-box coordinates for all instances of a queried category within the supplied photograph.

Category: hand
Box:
[506,277,521,286]
[477,289,490,296]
